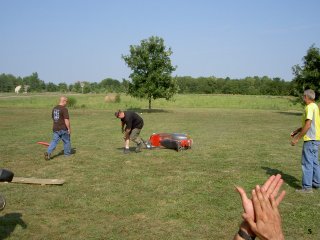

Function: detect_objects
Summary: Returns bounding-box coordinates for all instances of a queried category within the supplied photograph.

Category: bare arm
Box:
[121,121,125,133]
[290,127,302,137]
[291,120,311,146]
[64,118,71,134]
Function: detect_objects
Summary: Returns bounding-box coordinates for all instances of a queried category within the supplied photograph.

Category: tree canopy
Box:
[175,76,293,96]
[0,72,45,93]
[122,36,178,109]
[292,44,320,98]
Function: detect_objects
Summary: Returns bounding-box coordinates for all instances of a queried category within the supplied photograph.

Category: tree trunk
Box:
[148,97,152,110]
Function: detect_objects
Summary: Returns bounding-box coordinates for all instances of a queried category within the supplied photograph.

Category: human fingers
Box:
[272,178,284,196]
[266,175,283,198]
[274,190,286,207]
[235,186,250,211]
[261,175,276,192]
[270,195,282,221]
[255,185,270,212]
[265,176,285,207]
[262,174,281,195]
[235,186,249,201]
[270,194,277,209]
[252,188,263,217]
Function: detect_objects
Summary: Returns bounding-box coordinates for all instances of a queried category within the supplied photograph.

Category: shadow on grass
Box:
[0,212,27,239]
[262,166,300,189]
[276,111,301,116]
[50,148,76,160]
[116,147,137,151]
[126,108,170,113]
[115,147,163,153]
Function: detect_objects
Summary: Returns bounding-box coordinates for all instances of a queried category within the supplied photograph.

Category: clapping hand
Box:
[234,174,286,239]
[243,185,285,240]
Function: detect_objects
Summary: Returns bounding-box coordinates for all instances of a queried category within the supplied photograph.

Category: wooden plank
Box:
[10,177,65,185]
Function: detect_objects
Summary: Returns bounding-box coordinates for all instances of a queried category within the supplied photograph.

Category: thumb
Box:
[235,186,249,202]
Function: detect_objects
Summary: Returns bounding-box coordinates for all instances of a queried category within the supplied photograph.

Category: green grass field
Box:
[0,93,319,239]
[0,93,301,111]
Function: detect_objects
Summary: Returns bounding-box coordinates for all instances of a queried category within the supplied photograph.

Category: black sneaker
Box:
[313,185,320,190]
[44,152,51,160]
[123,148,130,154]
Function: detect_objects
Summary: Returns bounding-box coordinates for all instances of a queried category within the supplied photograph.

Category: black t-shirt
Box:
[122,111,144,130]
[52,105,69,131]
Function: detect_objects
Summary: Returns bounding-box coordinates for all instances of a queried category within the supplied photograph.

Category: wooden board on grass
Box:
[10,177,65,185]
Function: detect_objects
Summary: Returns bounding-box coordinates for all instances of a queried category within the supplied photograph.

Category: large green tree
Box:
[292,44,320,98]
[46,82,58,92]
[23,72,45,92]
[122,36,178,109]
[99,78,121,93]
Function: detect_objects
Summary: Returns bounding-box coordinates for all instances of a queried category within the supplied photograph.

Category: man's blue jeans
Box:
[301,140,320,189]
[47,130,71,156]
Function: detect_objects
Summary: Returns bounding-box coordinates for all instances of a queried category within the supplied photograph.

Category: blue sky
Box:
[1,0,319,84]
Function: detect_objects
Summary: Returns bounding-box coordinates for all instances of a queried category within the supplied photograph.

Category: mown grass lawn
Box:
[0,94,319,239]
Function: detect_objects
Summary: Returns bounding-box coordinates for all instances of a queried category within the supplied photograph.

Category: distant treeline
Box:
[0,73,126,93]
[0,72,294,96]
[176,76,294,95]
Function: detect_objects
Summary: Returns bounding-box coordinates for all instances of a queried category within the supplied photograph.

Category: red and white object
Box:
[147,133,193,151]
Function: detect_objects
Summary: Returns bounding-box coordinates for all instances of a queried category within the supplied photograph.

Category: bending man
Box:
[115,110,145,154]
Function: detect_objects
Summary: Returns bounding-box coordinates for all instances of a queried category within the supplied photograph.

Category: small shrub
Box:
[67,97,77,108]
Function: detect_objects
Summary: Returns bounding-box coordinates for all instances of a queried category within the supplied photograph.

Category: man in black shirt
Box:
[45,96,71,160]
[115,110,145,154]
